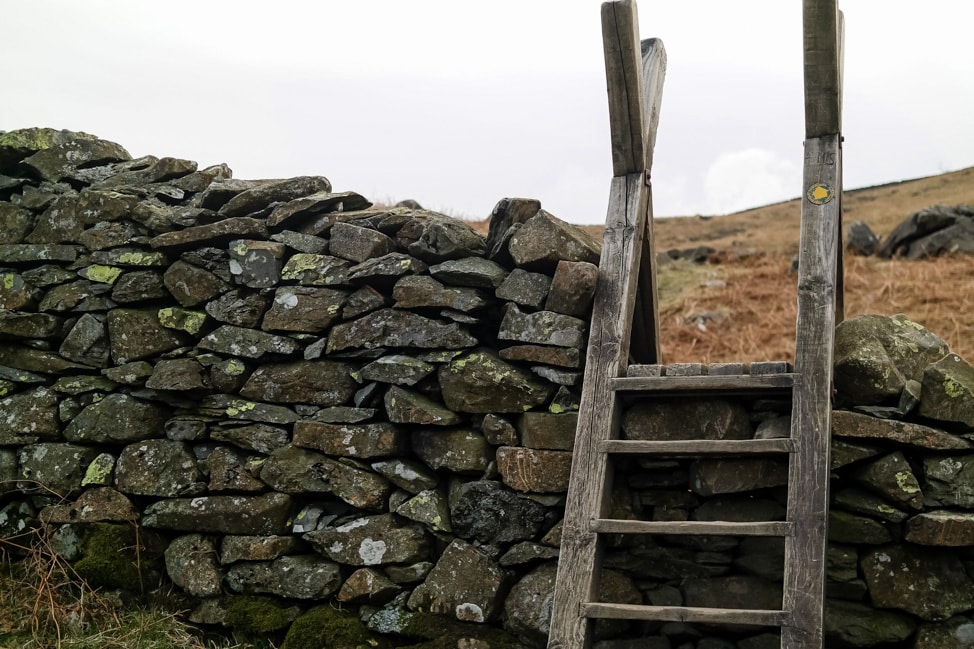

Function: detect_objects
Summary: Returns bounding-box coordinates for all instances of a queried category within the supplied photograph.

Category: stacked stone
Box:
[0,129,599,644]
[824,314,974,649]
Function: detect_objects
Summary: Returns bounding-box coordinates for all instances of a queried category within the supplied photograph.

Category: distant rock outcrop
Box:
[845,220,880,256]
[878,204,974,259]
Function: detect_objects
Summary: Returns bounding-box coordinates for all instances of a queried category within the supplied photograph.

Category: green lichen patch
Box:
[84,264,123,284]
[117,251,167,266]
[157,306,208,335]
[944,377,965,399]
[81,453,116,486]
[223,359,247,376]
[226,399,257,417]
[895,471,921,494]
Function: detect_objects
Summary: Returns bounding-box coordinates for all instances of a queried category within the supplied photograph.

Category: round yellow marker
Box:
[806,183,834,205]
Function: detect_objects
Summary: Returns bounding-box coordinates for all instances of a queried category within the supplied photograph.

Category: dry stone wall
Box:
[3,128,974,649]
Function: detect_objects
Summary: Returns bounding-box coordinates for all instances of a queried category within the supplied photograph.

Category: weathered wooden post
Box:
[782,1,844,647]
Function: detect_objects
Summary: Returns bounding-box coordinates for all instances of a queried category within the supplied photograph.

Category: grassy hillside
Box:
[640,166,974,363]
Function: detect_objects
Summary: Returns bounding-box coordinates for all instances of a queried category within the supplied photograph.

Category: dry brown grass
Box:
[650,167,974,363]
[0,527,261,649]
[652,251,974,364]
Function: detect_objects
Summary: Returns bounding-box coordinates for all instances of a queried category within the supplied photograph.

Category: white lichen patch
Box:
[455,602,485,623]
[939,457,964,477]
[394,464,420,481]
[359,538,387,565]
[275,290,299,308]
[336,518,369,533]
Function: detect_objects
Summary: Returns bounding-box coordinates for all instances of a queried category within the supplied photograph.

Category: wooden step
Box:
[627,362,793,377]
[610,372,796,394]
[600,438,794,455]
[591,519,792,536]
[582,603,790,626]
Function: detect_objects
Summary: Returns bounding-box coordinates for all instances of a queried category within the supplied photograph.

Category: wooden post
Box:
[803,0,841,138]
[546,3,665,648]
[784,2,843,647]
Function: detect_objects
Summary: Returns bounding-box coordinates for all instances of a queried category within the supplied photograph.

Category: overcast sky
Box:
[3,1,973,223]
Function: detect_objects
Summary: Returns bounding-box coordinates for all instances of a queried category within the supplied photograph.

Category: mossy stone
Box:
[72,523,163,593]
[224,595,301,634]
[282,605,387,649]
[0,128,99,171]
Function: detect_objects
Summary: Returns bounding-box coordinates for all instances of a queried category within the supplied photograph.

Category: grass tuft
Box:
[0,527,271,649]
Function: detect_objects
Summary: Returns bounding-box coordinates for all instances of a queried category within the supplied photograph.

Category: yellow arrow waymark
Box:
[806,182,834,205]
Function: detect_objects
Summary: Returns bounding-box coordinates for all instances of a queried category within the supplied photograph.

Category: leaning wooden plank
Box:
[640,38,667,171]
[602,0,645,176]
[628,37,667,363]
[592,519,792,536]
[631,203,661,363]
[600,438,794,455]
[803,0,841,137]
[834,10,846,324]
[546,171,652,649]
[582,603,790,626]
[782,133,841,649]
[609,373,796,392]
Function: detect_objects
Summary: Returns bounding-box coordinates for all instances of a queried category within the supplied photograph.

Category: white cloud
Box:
[703,148,800,215]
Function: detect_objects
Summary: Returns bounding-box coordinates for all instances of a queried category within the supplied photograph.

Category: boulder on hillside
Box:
[878,204,974,259]
[846,220,880,256]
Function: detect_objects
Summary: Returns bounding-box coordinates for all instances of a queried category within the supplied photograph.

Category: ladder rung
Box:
[591,519,792,536]
[610,373,796,393]
[582,603,790,626]
[601,438,794,455]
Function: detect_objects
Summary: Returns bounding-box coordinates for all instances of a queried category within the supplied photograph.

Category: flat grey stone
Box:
[142,492,292,534]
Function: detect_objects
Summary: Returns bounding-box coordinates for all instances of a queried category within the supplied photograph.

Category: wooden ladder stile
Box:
[546,1,664,647]
[546,2,844,649]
